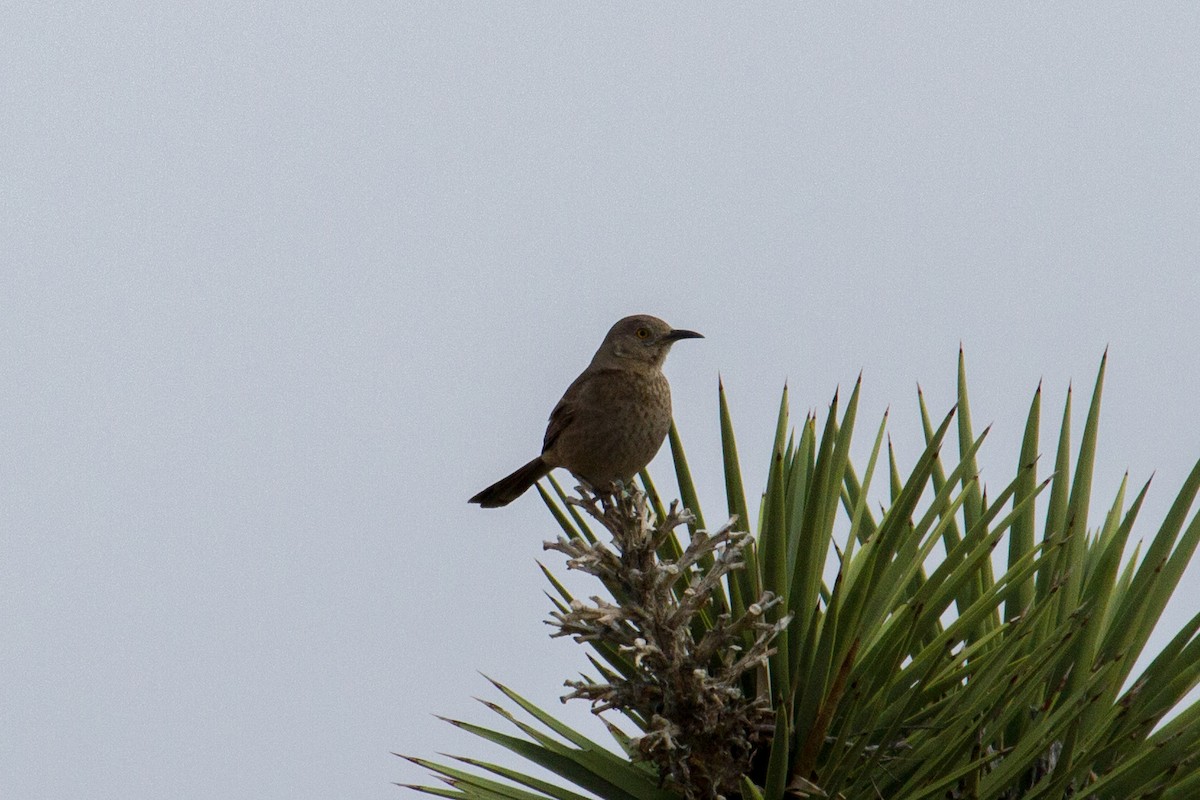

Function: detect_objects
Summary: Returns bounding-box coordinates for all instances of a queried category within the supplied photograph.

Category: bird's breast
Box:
[546,367,673,486]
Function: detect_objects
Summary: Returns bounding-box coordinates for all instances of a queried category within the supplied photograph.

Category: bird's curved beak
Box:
[664,328,704,342]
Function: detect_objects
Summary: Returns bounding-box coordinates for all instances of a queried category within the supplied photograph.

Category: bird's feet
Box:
[572,478,635,508]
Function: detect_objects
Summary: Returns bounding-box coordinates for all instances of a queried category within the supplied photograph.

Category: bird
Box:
[469,314,703,508]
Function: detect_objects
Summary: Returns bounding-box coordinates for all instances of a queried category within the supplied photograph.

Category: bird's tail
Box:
[468,456,552,508]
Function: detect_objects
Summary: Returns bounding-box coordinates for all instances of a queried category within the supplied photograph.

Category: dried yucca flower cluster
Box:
[545,487,790,800]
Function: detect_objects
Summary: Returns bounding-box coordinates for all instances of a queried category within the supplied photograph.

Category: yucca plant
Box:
[402,353,1200,799]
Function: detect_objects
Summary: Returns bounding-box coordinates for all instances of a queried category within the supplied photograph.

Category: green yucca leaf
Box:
[456,684,673,800]
[790,392,840,614]
[1166,775,1200,800]
[1038,383,1073,616]
[451,754,598,800]
[416,724,646,800]
[1056,353,1107,635]
[537,561,573,607]
[790,405,958,759]
[1063,478,1148,724]
[1087,610,1200,765]
[1099,457,1200,686]
[903,551,1053,715]
[763,704,790,800]
[856,455,981,640]
[790,387,865,737]
[415,753,597,800]
[1136,624,1200,725]
[888,435,903,503]
[864,592,1071,797]
[784,413,817,588]
[739,776,766,800]
[1005,381,1042,625]
[403,754,535,799]
[1080,474,1140,606]
[844,436,935,629]
[543,474,597,544]
[538,482,586,543]
[956,349,995,618]
[867,405,964,581]
[485,679,617,751]
[875,468,1030,659]
[799,382,864,683]
[1052,696,1200,798]
[830,627,942,794]
[400,778,466,800]
[597,717,640,760]
[667,420,705,533]
[718,376,751,530]
[1102,535,1141,633]
[813,410,889,689]
[787,413,824,703]
[761,383,792,702]
[977,660,1123,796]
[818,377,862,557]
[719,377,756,625]
[893,751,996,800]
[916,389,964,557]
[919,555,1065,701]
[1042,382,1074,537]
[841,409,888,566]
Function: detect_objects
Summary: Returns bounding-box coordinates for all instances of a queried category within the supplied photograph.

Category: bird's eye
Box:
[636,328,651,339]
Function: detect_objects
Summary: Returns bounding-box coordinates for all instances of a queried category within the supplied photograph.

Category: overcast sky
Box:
[4,5,1199,800]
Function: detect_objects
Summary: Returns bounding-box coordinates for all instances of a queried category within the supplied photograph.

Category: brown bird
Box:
[469,314,703,508]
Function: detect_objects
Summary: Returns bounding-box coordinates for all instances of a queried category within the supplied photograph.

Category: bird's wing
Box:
[542,396,574,453]
[542,377,583,452]
[542,367,619,453]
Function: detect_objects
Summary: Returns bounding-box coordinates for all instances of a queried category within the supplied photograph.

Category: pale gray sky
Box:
[4,5,1199,800]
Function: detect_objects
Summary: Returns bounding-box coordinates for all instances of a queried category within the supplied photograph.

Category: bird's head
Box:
[595,314,703,367]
